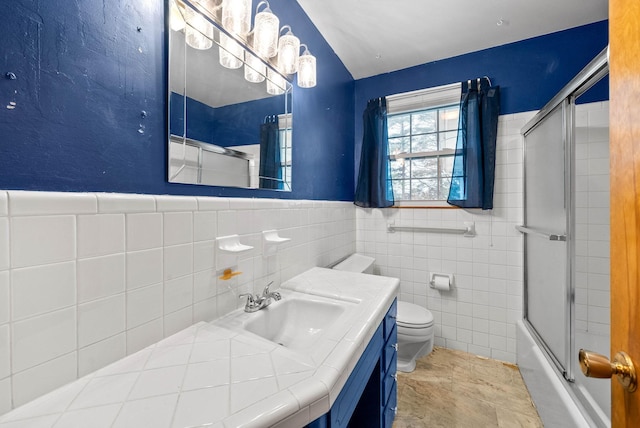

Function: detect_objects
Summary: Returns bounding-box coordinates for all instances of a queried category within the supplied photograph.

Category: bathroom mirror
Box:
[168,0,293,190]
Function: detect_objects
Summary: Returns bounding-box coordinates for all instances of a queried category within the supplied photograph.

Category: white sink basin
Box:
[242,294,356,349]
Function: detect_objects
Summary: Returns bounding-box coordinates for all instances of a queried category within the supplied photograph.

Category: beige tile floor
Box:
[393,347,544,428]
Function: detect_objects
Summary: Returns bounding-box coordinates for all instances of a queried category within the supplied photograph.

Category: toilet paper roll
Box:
[431,275,451,291]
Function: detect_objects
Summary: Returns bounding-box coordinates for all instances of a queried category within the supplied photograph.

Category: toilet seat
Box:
[397,301,434,328]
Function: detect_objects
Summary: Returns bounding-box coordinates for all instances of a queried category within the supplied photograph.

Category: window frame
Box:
[386,83,461,208]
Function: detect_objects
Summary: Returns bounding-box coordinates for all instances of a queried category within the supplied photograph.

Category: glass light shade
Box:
[277,29,300,75]
[298,51,316,88]
[219,33,244,69]
[222,0,251,36]
[170,1,186,32]
[184,8,214,50]
[253,8,279,58]
[244,52,266,83]
[266,67,286,95]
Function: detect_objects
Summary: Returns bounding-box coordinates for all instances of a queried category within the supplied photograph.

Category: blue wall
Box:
[0,2,608,202]
[0,0,355,201]
[354,20,609,179]
[169,92,287,148]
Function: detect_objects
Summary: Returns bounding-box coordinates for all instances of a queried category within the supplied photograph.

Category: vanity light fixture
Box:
[266,62,287,95]
[253,1,279,58]
[170,0,186,32]
[219,33,244,69]
[172,0,318,90]
[221,0,251,36]
[277,25,300,75]
[184,5,214,50]
[297,44,316,88]
[244,49,266,83]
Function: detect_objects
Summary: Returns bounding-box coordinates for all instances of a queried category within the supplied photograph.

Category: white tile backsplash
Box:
[10,216,76,268]
[0,191,354,415]
[77,214,125,258]
[76,254,125,303]
[0,218,8,271]
[12,307,77,373]
[11,262,76,320]
[78,294,126,348]
[126,213,162,251]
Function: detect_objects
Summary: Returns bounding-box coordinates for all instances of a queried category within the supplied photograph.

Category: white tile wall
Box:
[574,101,610,337]
[0,191,355,415]
[356,111,535,363]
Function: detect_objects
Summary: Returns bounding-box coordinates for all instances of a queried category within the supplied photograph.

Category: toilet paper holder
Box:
[429,272,454,290]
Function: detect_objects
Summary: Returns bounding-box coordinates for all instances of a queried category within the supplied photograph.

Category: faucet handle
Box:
[262,281,274,296]
[239,293,255,304]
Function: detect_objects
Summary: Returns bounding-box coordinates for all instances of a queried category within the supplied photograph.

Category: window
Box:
[386,83,461,206]
[278,113,292,191]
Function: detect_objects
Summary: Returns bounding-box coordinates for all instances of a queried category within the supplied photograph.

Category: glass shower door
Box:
[523,102,570,375]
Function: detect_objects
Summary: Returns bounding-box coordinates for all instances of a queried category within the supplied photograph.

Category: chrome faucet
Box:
[239,281,282,312]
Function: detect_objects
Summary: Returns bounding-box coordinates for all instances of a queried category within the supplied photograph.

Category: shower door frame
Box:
[520,47,609,423]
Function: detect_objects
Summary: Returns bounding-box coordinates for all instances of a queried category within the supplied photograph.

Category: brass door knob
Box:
[579,349,637,392]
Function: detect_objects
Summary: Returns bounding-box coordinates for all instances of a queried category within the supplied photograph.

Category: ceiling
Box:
[296,0,608,79]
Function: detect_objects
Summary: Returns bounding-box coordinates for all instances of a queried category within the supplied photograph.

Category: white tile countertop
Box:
[0,268,399,428]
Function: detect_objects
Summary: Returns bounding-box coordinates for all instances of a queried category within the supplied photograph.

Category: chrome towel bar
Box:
[387,221,476,237]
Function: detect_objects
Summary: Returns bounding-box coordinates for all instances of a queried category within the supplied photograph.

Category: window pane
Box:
[388,115,410,137]
[439,106,459,131]
[411,111,437,134]
[389,136,410,155]
[411,134,437,152]
[411,158,438,178]
[439,155,454,177]
[392,180,410,200]
[411,179,438,200]
[440,130,458,150]
[390,159,409,180]
[439,177,452,200]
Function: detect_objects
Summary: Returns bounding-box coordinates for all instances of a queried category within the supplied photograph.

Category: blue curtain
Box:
[354,97,394,208]
[447,78,500,210]
[259,115,282,190]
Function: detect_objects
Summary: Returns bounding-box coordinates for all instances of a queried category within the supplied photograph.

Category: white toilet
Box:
[332,254,435,373]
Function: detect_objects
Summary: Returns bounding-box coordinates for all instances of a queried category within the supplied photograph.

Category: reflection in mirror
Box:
[168,0,293,191]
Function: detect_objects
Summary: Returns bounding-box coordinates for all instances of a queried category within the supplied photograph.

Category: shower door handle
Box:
[515,225,567,241]
[579,349,637,392]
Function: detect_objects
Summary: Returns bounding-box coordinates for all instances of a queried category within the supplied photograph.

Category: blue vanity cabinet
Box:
[307,299,398,428]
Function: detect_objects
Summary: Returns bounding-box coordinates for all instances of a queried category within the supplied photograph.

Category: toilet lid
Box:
[397,302,434,327]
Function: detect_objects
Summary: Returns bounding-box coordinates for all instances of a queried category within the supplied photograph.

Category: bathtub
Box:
[516,320,603,428]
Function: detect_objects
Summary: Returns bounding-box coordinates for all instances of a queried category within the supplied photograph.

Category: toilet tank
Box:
[332,254,375,274]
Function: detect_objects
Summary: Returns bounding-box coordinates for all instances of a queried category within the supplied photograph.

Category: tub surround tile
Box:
[8,192,96,216]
